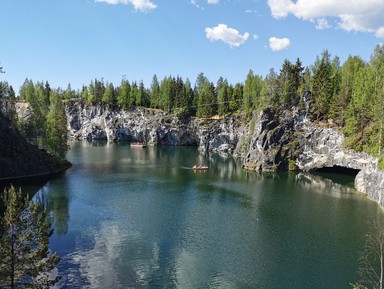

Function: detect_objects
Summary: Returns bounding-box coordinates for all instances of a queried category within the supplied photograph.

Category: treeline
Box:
[1,45,384,162]
[0,80,68,159]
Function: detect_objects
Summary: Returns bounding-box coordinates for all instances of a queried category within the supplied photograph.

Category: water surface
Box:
[30,142,384,288]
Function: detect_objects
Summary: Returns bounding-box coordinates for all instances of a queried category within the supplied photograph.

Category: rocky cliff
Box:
[66,101,242,155]
[65,100,384,210]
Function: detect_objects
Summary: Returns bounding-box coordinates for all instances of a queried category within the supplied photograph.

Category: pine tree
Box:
[8,86,17,129]
[197,81,217,117]
[117,79,131,109]
[230,83,243,112]
[87,81,95,104]
[130,81,139,109]
[46,90,68,159]
[330,55,365,127]
[217,78,229,116]
[0,185,60,289]
[102,82,115,106]
[149,74,160,108]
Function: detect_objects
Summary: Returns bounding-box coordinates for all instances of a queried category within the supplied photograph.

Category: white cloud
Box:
[190,0,204,10]
[267,0,384,38]
[269,37,291,51]
[208,0,219,4]
[95,0,157,12]
[205,24,250,47]
[253,34,259,40]
[315,17,331,30]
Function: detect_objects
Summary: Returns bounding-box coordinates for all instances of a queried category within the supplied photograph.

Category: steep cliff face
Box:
[65,100,384,210]
[66,101,243,154]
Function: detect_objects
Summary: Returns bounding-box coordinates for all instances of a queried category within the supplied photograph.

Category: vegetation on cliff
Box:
[1,45,384,164]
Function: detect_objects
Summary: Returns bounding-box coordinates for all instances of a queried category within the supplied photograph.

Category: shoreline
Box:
[0,163,72,186]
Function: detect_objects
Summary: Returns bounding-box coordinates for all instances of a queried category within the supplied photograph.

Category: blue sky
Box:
[1,0,384,92]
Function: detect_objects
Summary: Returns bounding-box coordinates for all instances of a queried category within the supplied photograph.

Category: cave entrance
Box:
[313,166,360,187]
[314,165,360,177]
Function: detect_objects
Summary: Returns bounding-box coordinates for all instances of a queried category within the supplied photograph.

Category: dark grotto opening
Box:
[314,165,360,177]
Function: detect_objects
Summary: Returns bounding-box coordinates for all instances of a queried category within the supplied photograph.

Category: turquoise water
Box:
[30,142,384,288]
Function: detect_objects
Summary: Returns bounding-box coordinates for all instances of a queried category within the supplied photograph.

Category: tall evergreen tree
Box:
[102,82,115,106]
[344,66,375,151]
[197,81,217,117]
[150,74,160,108]
[159,77,174,112]
[81,85,89,101]
[0,185,60,289]
[117,79,131,109]
[87,81,95,104]
[130,81,139,109]
[8,86,17,129]
[330,55,365,126]
[93,79,105,103]
[46,90,68,159]
[217,78,229,116]
[311,51,334,120]
[260,68,279,108]
[371,45,384,155]
[230,83,243,112]
[277,58,303,107]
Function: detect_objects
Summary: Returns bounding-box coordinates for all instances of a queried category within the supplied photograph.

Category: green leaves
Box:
[0,185,60,289]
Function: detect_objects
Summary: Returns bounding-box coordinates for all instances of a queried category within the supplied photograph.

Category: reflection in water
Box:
[34,178,71,236]
[296,172,357,200]
[62,222,161,288]
[29,143,384,289]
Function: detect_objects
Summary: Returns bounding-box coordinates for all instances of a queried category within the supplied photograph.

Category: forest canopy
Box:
[1,45,384,164]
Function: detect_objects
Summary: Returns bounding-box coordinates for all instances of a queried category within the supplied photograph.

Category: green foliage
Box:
[277,58,304,107]
[310,51,335,119]
[117,79,131,109]
[46,90,68,159]
[149,74,160,108]
[217,77,230,116]
[288,159,297,171]
[102,82,115,105]
[197,80,217,118]
[5,45,384,164]
[0,185,60,288]
[243,70,263,114]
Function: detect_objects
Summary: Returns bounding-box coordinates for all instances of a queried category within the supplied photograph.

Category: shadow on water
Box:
[312,166,359,188]
[7,142,384,289]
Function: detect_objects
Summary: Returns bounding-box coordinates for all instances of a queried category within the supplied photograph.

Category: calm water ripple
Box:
[25,142,384,289]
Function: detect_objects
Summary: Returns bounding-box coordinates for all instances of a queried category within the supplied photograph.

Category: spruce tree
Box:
[0,185,60,289]
[117,79,131,109]
[46,90,68,159]
[149,74,160,109]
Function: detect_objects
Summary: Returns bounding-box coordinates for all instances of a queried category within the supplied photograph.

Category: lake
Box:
[26,142,384,288]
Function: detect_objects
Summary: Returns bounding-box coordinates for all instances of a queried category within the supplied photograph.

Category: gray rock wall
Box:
[65,101,384,210]
[65,101,243,155]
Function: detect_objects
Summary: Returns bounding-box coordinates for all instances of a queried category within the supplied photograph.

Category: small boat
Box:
[192,164,208,170]
[131,142,146,148]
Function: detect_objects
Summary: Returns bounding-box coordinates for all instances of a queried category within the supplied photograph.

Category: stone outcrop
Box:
[295,120,384,209]
[65,101,242,155]
[65,100,384,210]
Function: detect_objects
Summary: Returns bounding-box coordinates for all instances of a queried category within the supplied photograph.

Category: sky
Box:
[1,0,384,92]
